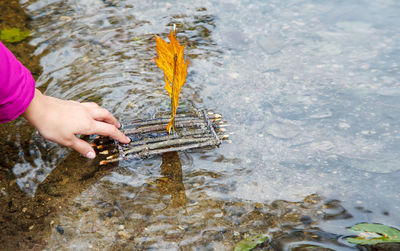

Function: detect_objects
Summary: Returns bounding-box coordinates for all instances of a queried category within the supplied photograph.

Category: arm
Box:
[1,42,130,158]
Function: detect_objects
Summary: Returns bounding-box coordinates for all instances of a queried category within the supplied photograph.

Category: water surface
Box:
[2,0,400,250]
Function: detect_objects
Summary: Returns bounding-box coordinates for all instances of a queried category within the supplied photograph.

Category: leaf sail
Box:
[154,30,190,133]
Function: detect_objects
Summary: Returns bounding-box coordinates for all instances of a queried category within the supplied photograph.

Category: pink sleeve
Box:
[0,41,35,123]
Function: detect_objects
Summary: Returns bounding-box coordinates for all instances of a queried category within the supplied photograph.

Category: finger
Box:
[93,122,130,143]
[70,137,97,159]
[89,107,121,128]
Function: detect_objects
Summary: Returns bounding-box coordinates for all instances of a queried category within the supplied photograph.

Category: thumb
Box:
[70,137,96,159]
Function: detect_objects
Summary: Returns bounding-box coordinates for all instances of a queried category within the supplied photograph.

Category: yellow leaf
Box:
[154,29,189,133]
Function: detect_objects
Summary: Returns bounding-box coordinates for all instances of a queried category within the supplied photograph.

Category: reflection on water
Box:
[159,152,187,209]
[0,0,400,249]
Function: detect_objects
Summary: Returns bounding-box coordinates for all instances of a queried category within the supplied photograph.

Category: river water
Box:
[4,0,400,250]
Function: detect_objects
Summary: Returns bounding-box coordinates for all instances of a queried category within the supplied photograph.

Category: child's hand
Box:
[23,89,130,159]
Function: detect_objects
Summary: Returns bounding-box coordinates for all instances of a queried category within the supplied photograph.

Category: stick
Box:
[122,137,213,155]
[121,111,221,127]
[202,109,221,145]
[122,115,203,128]
[123,119,207,135]
[123,129,213,148]
[100,140,217,165]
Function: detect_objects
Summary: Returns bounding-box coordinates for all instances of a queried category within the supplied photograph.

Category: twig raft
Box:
[95,108,228,165]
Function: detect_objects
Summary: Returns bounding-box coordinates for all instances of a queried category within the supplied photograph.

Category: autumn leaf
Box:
[154,29,189,133]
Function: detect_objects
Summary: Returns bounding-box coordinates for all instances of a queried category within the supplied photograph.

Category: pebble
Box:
[117,230,130,239]
[300,215,312,225]
[56,225,64,235]
[59,16,72,22]
[254,202,262,209]
[214,213,223,218]
[127,102,135,109]
[118,225,125,230]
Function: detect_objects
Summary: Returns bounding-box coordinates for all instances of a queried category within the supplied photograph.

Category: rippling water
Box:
[2,0,400,249]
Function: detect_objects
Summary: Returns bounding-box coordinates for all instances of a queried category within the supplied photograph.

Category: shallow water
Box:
[1,0,400,250]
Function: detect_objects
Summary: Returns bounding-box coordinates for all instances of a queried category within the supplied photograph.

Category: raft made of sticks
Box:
[94,108,228,165]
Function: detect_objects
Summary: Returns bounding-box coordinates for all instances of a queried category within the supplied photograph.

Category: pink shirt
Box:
[0,41,35,123]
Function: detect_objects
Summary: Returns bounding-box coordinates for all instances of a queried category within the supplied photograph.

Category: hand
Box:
[23,89,130,159]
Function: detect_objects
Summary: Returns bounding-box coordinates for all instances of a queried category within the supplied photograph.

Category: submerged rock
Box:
[56,225,64,235]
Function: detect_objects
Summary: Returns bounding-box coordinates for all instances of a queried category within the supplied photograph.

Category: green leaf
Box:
[346,223,400,245]
[234,234,268,251]
[0,28,30,43]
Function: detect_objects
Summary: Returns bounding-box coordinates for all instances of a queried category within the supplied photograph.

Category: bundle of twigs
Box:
[94,108,228,165]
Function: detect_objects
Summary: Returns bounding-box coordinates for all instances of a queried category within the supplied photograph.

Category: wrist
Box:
[22,88,46,126]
